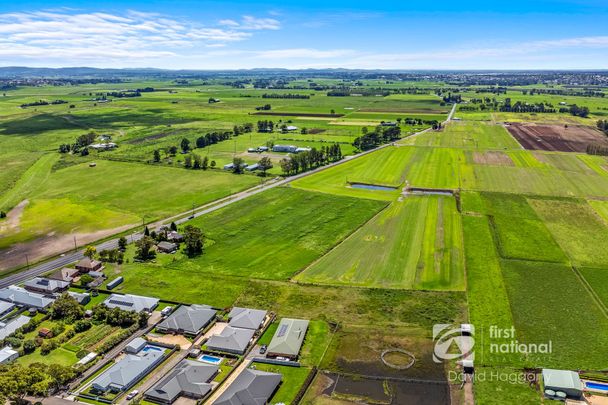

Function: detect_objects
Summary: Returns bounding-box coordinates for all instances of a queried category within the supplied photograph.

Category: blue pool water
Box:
[350,183,397,191]
[199,354,223,365]
[586,381,608,391]
[142,345,163,353]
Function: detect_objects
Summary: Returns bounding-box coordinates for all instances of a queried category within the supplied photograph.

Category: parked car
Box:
[126,390,139,400]
[260,344,267,354]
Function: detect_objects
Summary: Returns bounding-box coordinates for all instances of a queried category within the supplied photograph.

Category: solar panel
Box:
[276,324,289,337]
[108,299,134,307]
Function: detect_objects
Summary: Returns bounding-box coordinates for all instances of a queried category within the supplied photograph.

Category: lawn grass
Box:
[500,259,608,369]
[578,267,608,308]
[473,367,541,405]
[296,195,465,290]
[529,198,608,267]
[299,320,333,367]
[155,187,387,280]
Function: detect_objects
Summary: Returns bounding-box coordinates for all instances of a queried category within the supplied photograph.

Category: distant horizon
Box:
[0,1,607,70]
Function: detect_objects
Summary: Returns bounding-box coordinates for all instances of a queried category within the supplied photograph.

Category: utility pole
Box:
[25,254,29,270]
[73,236,77,251]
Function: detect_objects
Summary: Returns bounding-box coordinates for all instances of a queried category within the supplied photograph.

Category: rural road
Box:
[0,103,457,289]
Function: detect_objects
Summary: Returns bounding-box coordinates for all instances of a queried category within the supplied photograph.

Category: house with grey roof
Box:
[0,301,15,318]
[206,326,255,355]
[0,346,19,364]
[49,267,79,283]
[213,368,281,405]
[104,293,159,313]
[157,305,217,336]
[0,315,31,340]
[145,360,219,404]
[157,241,177,254]
[92,349,164,393]
[67,291,91,305]
[0,286,55,309]
[228,307,267,331]
[267,318,309,360]
[24,277,69,295]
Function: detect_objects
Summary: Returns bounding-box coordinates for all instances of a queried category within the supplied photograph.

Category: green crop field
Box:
[296,195,465,290]
[403,121,521,149]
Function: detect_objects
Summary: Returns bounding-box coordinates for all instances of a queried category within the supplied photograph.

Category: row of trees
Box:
[58,132,97,154]
[262,93,310,99]
[598,120,608,135]
[279,144,343,175]
[586,143,608,156]
[0,363,75,400]
[353,126,401,151]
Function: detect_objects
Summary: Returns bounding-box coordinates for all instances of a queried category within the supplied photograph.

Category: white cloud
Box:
[254,48,357,59]
[0,10,277,63]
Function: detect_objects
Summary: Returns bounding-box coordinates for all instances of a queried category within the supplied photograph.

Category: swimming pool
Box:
[199,354,223,365]
[586,381,608,391]
[142,345,163,353]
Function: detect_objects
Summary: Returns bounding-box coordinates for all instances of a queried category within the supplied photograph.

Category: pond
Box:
[350,183,397,191]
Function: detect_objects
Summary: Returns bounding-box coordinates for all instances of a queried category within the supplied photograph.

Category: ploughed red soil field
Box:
[505,123,608,152]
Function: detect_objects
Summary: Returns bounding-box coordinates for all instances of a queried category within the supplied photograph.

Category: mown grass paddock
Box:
[296,195,465,291]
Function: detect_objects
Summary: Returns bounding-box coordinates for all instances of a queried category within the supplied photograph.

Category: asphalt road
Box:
[0,103,457,289]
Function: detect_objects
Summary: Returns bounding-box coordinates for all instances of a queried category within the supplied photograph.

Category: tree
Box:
[181,138,191,153]
[202,156,209,170]
[153,149,161,162]
[118,236,127,251]
[79,274,94,287]
[144,226,150,236]
[135,236,156,261]
[50,293,84,323]
[23,339,36,354]
[183,225,204,257]
[168,145,178,155]
[232,157,245,174]
[170,222,177,231]
[83,245,96,259]
[258,156,273,176]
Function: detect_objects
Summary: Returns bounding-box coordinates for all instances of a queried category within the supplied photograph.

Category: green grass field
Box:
[403,121,521,149]
[296,195,465,290]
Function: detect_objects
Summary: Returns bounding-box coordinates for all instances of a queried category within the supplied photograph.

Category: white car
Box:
[126,390,139,400]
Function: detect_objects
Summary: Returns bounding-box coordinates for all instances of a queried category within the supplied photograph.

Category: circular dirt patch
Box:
[381,349,416,370]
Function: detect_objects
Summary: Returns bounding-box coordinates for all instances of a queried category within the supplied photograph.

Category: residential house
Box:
[23,277,69,295]
[206,326,254,355]
[0,346,19,364]
[167,231,183,243]
[104,293,159,313]
[0,301,15,318]
[227,307,267,330]
[67,291,91,305]
[49,267,79,283]
[91,350,164,393]
[0,286,55,309]
[267,318,309,360]
[213,368,281,405]
[145,360,219,404]
[157,305,217,336]
[75,257,103,273]
[0,315,30,340]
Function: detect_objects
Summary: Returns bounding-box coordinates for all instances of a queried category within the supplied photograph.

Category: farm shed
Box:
[0,315,30,340]
[157,241,177,253]
[542,369,583,399]
[107,276,124,290]
[0,301,15,318]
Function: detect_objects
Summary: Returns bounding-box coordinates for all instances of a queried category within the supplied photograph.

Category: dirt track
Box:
[506,123,608,152]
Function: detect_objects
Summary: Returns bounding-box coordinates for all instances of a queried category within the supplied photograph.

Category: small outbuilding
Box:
[0,346,19,364]
[125,337,147,354]
[542,368,583,400]
[157,241,177,254]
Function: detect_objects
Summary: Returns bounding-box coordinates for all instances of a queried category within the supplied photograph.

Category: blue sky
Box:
[0,0,607,69]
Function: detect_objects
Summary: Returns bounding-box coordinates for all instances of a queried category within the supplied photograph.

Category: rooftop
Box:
[145,359,218,403]
[206,326,254,354]
[23,277,69,292]
[104,293,159,313]
[213,368,281,405]
[158,304,217,335]
[0,315,31,340]
[228,307,267,330]
[92,350,164,392]
[267,318,309,357]
[0,285,55,309]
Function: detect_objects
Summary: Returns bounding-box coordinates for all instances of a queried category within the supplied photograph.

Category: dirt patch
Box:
[252,112,344,118]
[125,129,189,145]
[330,120,382,126]
[0,199,28,233]
[0,222,137,272]
[147,332,191,350]
[472,151,514,166]
[308,128,326,134]
[505,123,608,152]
